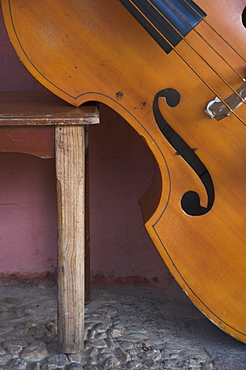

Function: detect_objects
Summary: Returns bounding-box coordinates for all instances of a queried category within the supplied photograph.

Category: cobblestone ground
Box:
[0,278,244,369]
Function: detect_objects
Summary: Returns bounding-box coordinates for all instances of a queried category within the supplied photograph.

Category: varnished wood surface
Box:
[0,126,55,158]
[0,91,99,125]
[1,0,246,343]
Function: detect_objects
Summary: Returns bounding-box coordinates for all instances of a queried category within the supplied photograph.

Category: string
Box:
[125,0,246,125]
[182,0,246,64]
[127,0,246,124]
[163,0,245,80]
[146,0,246,106]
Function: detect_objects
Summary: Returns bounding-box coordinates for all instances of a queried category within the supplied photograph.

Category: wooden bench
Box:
[0,90,100,353]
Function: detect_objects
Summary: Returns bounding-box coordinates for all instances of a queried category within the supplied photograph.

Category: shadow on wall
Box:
[89,104,172,287]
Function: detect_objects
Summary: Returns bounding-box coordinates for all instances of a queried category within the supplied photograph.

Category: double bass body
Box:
[1,0,246,342]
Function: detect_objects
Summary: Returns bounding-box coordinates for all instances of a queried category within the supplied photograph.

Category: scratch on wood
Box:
[5,133,22,141]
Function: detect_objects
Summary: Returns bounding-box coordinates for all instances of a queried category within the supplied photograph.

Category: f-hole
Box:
[242,7,246,28]
[153,89,215,216]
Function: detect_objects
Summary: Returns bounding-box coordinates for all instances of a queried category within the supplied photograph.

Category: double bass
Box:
[1,0,246,342]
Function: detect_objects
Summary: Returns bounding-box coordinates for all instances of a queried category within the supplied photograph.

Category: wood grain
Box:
[56,125,85,353]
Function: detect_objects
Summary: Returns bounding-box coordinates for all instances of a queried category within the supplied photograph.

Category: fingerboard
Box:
[119,0,206,53]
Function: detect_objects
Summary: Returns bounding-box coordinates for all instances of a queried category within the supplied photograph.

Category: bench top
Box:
[0,91,99,126]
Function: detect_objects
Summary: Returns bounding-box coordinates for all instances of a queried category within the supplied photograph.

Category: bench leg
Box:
[85,126,91,303]
[55,125,85,353]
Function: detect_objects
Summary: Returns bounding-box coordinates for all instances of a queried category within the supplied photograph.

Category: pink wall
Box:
[0,11,172,286]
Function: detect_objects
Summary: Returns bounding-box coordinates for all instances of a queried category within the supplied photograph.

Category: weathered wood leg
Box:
[55,125,85,353]
[85,126,91,303]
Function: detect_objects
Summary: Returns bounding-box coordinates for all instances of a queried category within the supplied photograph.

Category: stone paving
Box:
[0,277,245,369]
